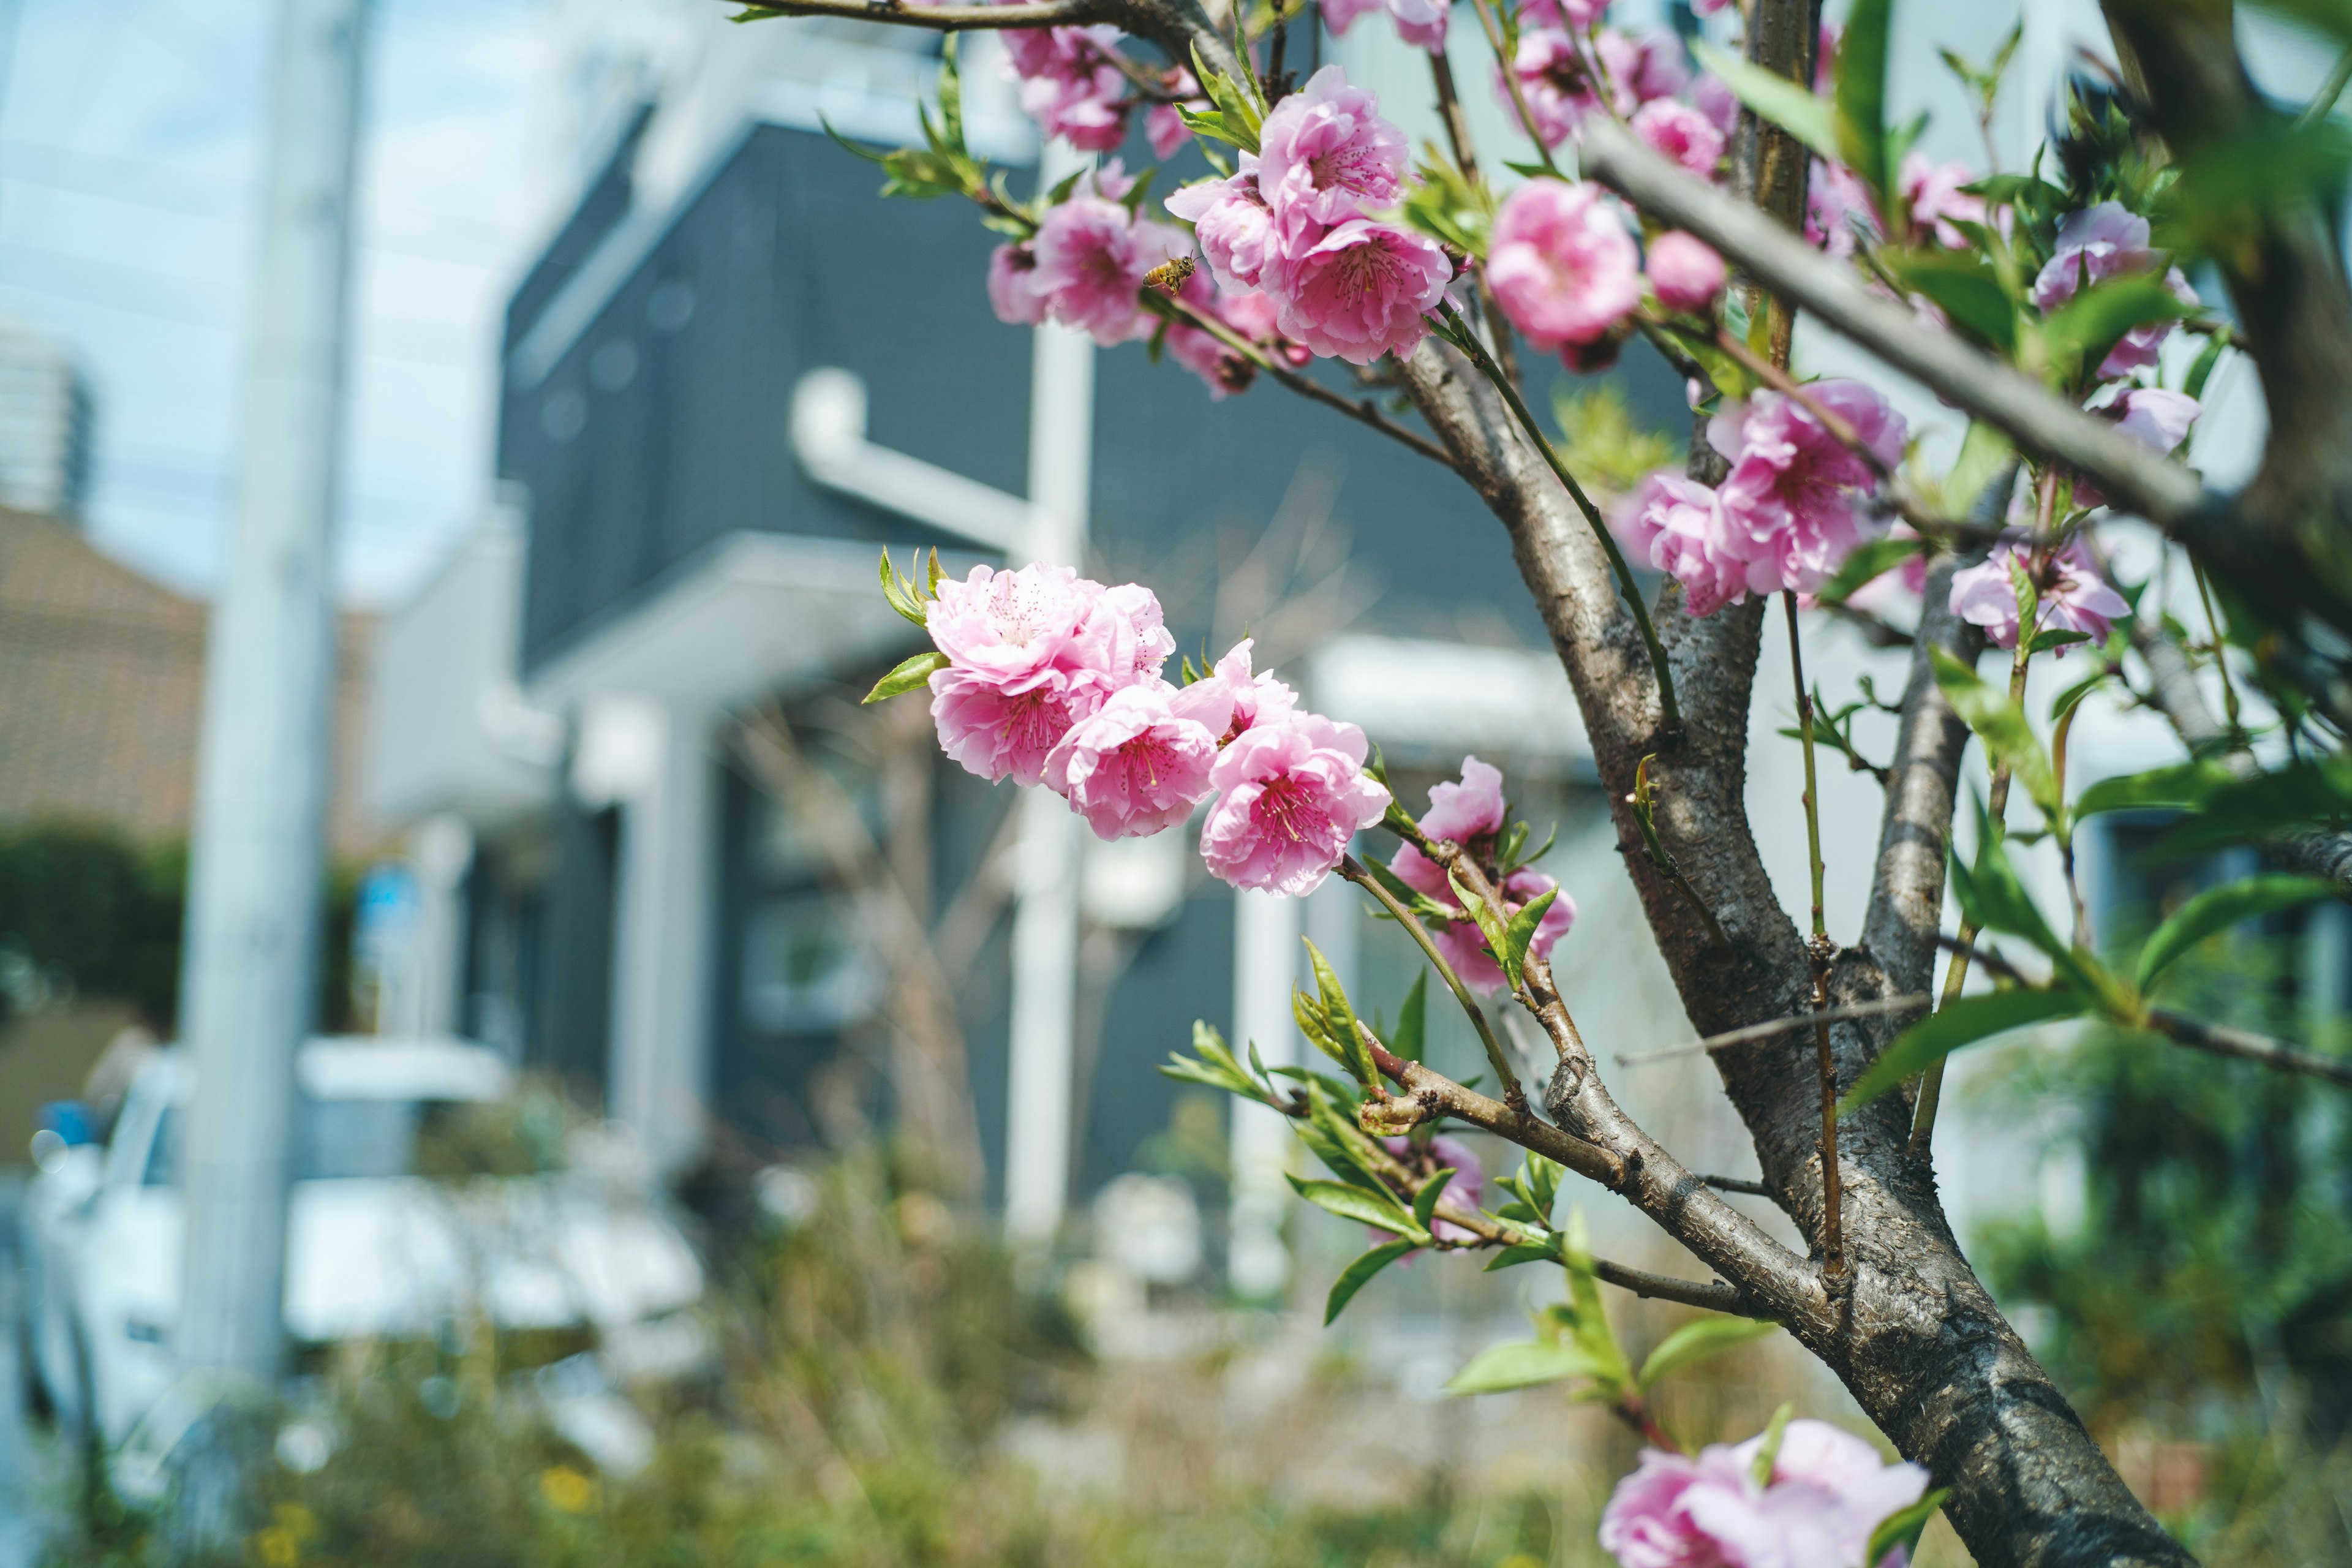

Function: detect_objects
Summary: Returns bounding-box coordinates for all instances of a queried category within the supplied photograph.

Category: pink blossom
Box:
[1806,158,1877,259]
[1599,1420,1931,1568]
[1898,153,1985,249]
[1489,179,1643,356]
[925,565,1137,786]
[1496,29,1632,148]
[1256,67,1409,233]
[1321,0,1448,51]
[1843,522,1928,616]
[1384,757,1575,997]
[1625,31,1694,103]
[1033,190,1188,345]
[987,241,1049,326]
[2075,387,2200,507]
[1198,714,1392,895]
[1380,1134,1487,1242]
[2030,203,2198,377]
[1632,98,1725,180]
[1425,869,1576,994]
[1147,67,1206,158]
[1948,540,2130,652]
[1711,382,1906,597]
[1613,471,1754,616]
[1517,0,1608,29]
[1647,231,1726,314]
[1199,637,1298,739]
[1693,73,1739,138]
[1265,217,1451,364]
[1689,0,1732,15]
[1044,679,1232,839]
[1166,160,1280,292]
[1001,24,1133,151]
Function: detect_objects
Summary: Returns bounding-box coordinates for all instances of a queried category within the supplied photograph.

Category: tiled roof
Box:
[0,510,383,858]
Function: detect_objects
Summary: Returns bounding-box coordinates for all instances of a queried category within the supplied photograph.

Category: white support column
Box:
[1001,135,1096,1245]
[605,698,716,1178]
[1227,888,1303,1297]
[407,813,474,1039]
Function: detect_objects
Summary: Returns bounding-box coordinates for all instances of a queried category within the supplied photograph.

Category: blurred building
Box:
[0,316,96,523]
[361,13,1665,1262]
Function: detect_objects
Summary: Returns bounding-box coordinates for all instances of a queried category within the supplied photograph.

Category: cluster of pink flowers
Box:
[1600,1419,1931,1568]
[1494,12,1703,160]
[1166,67,1452,366]
[1614,381,1907,614]
[2030,202,2199,379]
[1487,178,1722,371]
[1948,539,2131,652]
[1323,0,1450,51]
[924,564,1390,895]
[999,17,1134,151]
[1388,758,1575,995]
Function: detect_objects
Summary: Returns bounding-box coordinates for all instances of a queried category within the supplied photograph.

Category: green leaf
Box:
[878,548,930,625]
[1499,886,1559,990]
[2025,628,2092,655]
[1450,870,1513,987]
[2040,274,2191,383]
[1393,971,1428,1061]
[2154,760,2352,858]
[862,649,948,704]
[1483,1240,1564,1272]
[1287,1175,1424,1238]
[1932,647,2060,830]
[1750,1403,1796,1488]
[1692,42,1841,163]
[1833,0,1893,202]
[1444,1338,1604,1395]
[1866,1490,1951,1568]
[1306,938,1377,1088]
[1412,1167,1458,1233]
[1842,986,2090,1111]
[1325,1239,1418,1324]
[2075,759,2236,817]
[1524,1153,1562,1220]
[1883,250,2018,354]
[1553,1210,1635,1396]
[2135,873,2336,990]
[1943,421,2016,518]
[1818,534,1932,607]
[1635,1315,1781,1392]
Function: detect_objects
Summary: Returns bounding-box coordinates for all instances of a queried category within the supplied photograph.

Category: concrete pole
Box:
[1001,137,1093,1245]
[175,0,366,1387]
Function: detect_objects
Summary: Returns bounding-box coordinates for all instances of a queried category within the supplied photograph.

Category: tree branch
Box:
[736,0,1118,28]
[2143,1008,2352,1087]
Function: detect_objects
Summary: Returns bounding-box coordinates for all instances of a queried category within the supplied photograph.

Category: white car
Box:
[20,1037,705,1458]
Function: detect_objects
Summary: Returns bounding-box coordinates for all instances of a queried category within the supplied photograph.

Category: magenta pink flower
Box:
[1600,1420,1931,1568]
[1001,24,1133,151]
[1320,0,1447,51]
[1033,186,1188,345]
[1806,158,1877,259]
[1256,67,1409,233]
[1384,757,1575,996]
[1898,153,1985,249]
[1711,382,1906,597]
[2030,203,2198,377]
[1948,540,2130,652]
[1647,231,1726,314]
[1488,179,1643,356]
[1265,217,1451,364]
[1166,159,1280,292]
[1614,471,1755,616]
[987,241,1049,326]
[1379,1134,1487,1242]
[1044,678,1232,839]
[1199,713,1391,895]
[1632,98,1725,180]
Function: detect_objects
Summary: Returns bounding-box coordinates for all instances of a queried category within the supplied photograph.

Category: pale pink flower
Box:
[1647,231,1726,313]
[1321,0,1449,51]
[1384,758,1575,997]
[1033,192,1188,345]
[1807,158,1877,259]
[1694,72,1739,137]
[1379,1134,1487,1242]
[2030,203,2198,377]
[1712,382,1906,597]
[1424,869,1575,994]
[987,241,1050,326]
[1162,273,1264,398]
[1147,67,1205,159]
[1199,637,1298,739]
[2075,386,2199,507]
[1166,160,1280,292]
[1497,29,1632,148]
[1198,714,1392,895]
[1613,470,1753,616]
[1600,1419,1931,1568]
[1044,679,1232,838]
[1625,31,1694,103]
[1898,153,1985,249]
[1488,179,1643,356]
[1001,24,1133,151]
[1949,540,2130,652]
[1265,217,1451,364]
[1632,98,1725,180]
[1256,67,1409,233]
[1518,0,1609,29]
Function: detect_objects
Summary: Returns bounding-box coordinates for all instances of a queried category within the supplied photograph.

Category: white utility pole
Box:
[1226,889,1302,1295]
[176,0,366,1390]
[1002,138,1094,1245]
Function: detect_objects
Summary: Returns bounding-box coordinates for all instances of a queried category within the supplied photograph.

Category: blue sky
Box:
[0,0,562,605]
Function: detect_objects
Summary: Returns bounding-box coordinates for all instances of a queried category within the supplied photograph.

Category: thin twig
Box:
[1697,1173,1775,1197]
[1142,290,1458,468]
[1466,0,1561,175]
[1784,594,1842,1278]
[1610,993,1934,1066]
[735,0,1114,28]
[2143,1010,2352,1087]
[1361,1029,1624,1186]
[1340,854,1523,1109]
[2299,43,2352,127]
[1425,49,1520,390]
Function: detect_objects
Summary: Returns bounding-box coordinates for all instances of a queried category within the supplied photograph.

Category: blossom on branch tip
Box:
[1385,757,1574,996]
[1613,472,1751,617]
[1632,98,1725,181]
[1711,382,1906,600]
[1495,29,1630,149]
[1320,0,1447,52]
[988,241,1050,326]
[1199,714,1391,895]
[1897,153,1985,249]
[1948,540,2129,652]
[1488,179,1643,358]
[1599,1419,1931,1568]
[1000,22,1133,151]
[2030,203,2198,379]
[1380,1134,1487,1242]
[1032,188,1188,345]
[1646,230,1726,314]
[1265,217,1452,365]
[1256,67,1410,233]
[1044,679,1231,839]
[1166,160,1280,293]
[1199,637,1298,737]
[2073,386,2199,508]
